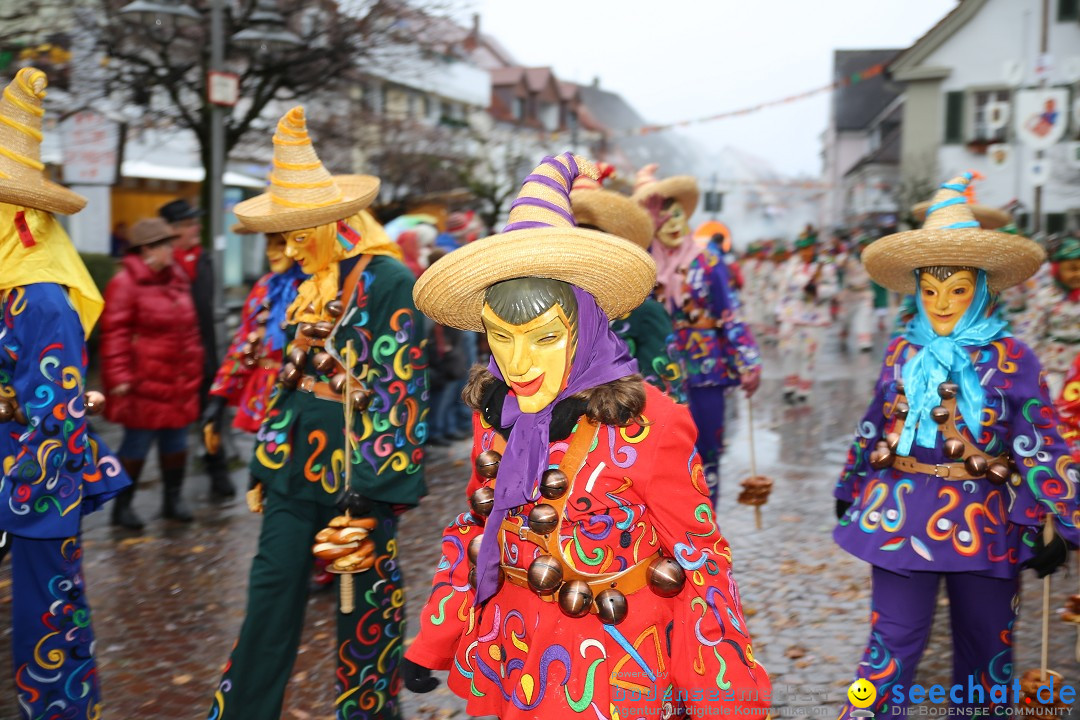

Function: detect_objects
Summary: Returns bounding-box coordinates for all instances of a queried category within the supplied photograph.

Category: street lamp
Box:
[118,0,301,347]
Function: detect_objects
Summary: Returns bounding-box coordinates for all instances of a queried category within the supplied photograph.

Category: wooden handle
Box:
[340,573,355,614]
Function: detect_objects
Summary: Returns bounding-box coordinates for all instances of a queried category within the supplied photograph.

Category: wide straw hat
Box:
[569,165,654,249]
[414,153,656,333]
[234,106,378,233]
[630,163,700,216]
[911,180,1011,230]
[0,68,86,215]
[863,172,1045,294]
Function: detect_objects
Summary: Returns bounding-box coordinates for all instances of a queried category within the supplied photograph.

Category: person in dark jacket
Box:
[100,217,205,528]
[160,198,236,498]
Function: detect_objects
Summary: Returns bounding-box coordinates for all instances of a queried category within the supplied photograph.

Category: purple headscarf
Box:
[472,284,639,604]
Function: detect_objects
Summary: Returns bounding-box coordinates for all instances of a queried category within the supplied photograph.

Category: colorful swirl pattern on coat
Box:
[835,335,1080,577]
[671,239,760,390]
[405,383,769,719]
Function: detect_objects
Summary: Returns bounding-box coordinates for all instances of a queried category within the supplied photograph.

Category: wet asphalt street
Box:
[0,325,1077,719]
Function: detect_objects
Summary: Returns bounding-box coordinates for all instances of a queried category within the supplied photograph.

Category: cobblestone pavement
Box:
[0,329,1077,719]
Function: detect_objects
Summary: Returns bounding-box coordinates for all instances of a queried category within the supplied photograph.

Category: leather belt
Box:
[501,554,655,600]
[892,456,982,481]
[296,375,343,402]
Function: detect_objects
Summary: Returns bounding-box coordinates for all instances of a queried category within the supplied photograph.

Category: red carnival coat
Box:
[100,256,203,429]
[406,383,770,719]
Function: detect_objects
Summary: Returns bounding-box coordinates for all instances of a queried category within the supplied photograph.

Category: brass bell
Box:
[539,469,569,500]
[84,390,106,416]
[255,310,270,325]
[527,503,559,535]
[303,321,333,339]
[297,322,313,337]
[13,405,27,425]
[246,331,260,344]
[943,437,965,460]
[304,302,316,315]
[242,355,258,369]
[468,565,505,592]
[312,351,335,374]
[894,401,909,420]
[288,347,307,368]
[325,300,344,318]
[964,455,988,477]
[469,486,495,517]
[869,446,895,470]
[646,556,686,598]
[475,450,501,479]
[328,374,347,394]
[595,588,628,625]
[558,580,594,618]
[279,362,301,389]
[895,378,905,394]
[526,555,563,595]
[930,406,950,424]
[938,382,959,399]
[350,389,371,412]
[467,534,483,565]
[0,398,13,423]
[986,462,1010,485]
[885,432,900,450]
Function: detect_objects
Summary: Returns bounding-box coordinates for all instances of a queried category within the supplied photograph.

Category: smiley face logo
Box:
[847,678,877,709]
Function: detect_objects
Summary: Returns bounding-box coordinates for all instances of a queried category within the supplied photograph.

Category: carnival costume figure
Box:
[632,164,760,490]
[0,68,131,719]
[400,153,770,719]
[841,235,876,353]
[834,173,1080,718]
[776,226,838,401]
[569,164,685,403]
[1017,235,1080,398]
[206,107,427,720]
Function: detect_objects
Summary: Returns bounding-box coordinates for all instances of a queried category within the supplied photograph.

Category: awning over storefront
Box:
[121,160,265,188]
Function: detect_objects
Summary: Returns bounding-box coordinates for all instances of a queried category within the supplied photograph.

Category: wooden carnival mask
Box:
[481,278,579,414]
[918,267,977,336]
[265,233,294,274]
[656,198,690,248]
[283,222,342,275]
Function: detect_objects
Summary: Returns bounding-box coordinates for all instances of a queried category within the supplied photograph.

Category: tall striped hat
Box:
[0,68,86,214]
[235,106,379,233]
[864,172,1044,294]
[413,152,656,332]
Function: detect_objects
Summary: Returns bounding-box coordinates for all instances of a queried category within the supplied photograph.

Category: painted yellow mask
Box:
[482,303,576,414]
[1057,259,1080,291]
[265,233,293,274]
[919,269,977,336]
[283,223,341,275]
[657,200,689,248]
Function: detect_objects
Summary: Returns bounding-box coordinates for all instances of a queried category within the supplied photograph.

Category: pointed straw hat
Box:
[0,68,86,214]
[234,106,378,233]
[569,163,654,249]
[910,175,1011,229]
[630,163,699,216]
[863,172,1045,294]
[414,152,656,333]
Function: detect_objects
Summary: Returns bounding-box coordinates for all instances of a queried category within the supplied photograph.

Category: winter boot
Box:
[205,450,236,499]
[160,451,194,522]
[111,458,146,530]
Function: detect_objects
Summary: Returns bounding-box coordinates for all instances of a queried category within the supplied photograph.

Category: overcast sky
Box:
[466,0,958,177]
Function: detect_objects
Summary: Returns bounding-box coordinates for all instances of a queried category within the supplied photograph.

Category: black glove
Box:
[337,489,372,517]
[201,394,227,430]
[0,531,8,567]
[836,499,853,520]
[1024,531,1070,578]
[401,657,439,693]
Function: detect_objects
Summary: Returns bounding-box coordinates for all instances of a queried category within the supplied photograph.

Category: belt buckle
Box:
[934,464,951,478]
[518,522,529,540]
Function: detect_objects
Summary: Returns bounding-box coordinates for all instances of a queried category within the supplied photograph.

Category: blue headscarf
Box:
[263,263,307,354]
[898,270,1009,454]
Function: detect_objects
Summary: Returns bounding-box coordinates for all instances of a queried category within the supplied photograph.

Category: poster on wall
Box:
[1014,88,1068,150]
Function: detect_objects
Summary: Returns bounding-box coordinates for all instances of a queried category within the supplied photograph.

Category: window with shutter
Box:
[1058,0,1079,21]
[944,91,965,144]
[1047,213,1067,234]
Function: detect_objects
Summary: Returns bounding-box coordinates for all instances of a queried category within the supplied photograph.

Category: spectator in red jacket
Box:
[100,217,204,529]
